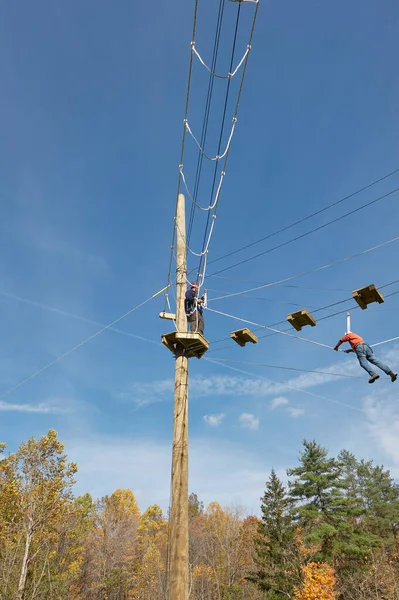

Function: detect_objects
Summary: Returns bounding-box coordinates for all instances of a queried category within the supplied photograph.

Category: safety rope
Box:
[194,0,259,293]
[179,166,225,211]
[191,42,251,79]
[184,117,237,161]
[163,0,200,314]
[176,215,216,258]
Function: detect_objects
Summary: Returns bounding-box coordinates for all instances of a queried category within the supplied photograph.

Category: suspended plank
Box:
[231,328,258,347]
[159,311,176,320]
[352,284,384,310]
[287,309,316,332]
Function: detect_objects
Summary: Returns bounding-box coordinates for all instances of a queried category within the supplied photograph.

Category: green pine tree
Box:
[288,440,372,564]
[252,469,300,599]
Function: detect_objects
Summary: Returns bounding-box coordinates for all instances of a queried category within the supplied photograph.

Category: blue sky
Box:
[1,0,399,515]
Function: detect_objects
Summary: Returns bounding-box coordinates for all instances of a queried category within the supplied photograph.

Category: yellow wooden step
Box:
[352,284,384,310]
[231,328,258,347]
[287,309,316,332]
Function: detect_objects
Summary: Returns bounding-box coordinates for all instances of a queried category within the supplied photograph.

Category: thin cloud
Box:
[271,396,289,410]
[286,407,305,418]
[238,413,259,431]
[122,346,399,408]
[0,401,67,414]
[203,413,225,427]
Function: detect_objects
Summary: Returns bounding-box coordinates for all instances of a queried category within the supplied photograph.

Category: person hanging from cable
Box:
[334,331,397,383]
[185,282,205,336]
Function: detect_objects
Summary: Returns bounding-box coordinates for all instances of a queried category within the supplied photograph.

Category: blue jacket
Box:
[185,289,203,315]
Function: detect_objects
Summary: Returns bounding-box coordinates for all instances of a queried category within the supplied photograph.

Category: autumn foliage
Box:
[1,432,399,599]
[294,563,337,600]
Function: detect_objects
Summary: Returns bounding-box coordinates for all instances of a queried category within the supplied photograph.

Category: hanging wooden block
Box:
[161,331,209,359]
[287,309,316,332]
[352,284,384,310]
[159,311,176,321]
[231,328,258,347]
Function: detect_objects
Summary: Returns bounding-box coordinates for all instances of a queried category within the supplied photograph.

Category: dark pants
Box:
[187,311,204,335]
[355,343,392,377]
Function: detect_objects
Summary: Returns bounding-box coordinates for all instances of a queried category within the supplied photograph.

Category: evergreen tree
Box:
[287,440,371,564]
[253,469,300,599]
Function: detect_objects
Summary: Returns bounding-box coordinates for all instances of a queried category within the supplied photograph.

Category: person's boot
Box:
[390,372,398,382]
[369,373,380,383]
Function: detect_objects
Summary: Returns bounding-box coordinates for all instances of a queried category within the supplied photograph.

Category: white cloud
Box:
[66,436,273,515]
[203,413,225,427]
[0,400,67,414]
[238,413,259,430]
[286,407,305,418]
[121,346,399,409]
[120,379,174,407]
[363,392,399,464]
[271,396,289,410]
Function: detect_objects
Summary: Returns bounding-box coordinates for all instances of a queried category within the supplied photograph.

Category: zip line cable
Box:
[204,358,365,413]
[207,235,399,303]
[204,166,399,269]
[0,285,168,401]
[212,358,364,379]
[207,186,399,277]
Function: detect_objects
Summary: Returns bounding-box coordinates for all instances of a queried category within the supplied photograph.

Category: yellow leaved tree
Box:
[294,562,337,600]
[0,430,77,600]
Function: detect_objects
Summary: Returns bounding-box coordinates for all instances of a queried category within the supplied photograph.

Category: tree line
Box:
[1,430,399,599]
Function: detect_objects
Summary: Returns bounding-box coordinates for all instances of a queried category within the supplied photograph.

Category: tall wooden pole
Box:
[168,193,189,600]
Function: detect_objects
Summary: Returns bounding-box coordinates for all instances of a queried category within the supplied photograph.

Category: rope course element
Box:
[206,306,338,351]
[0,285,168,401]
[163,0,260,309]
[204,358,365,413]
[176,214,216,259]
[184,117,237,161]
[179,167,225,211]
[204,166,399,269]
[207,235,399,303]
[194,1,260,291]
[163,0,200,312]
[208,286,399,350]
[186,0,226,246]
[191,42,251,79]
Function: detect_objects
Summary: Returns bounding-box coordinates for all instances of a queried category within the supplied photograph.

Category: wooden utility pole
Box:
[168,193,189,600]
